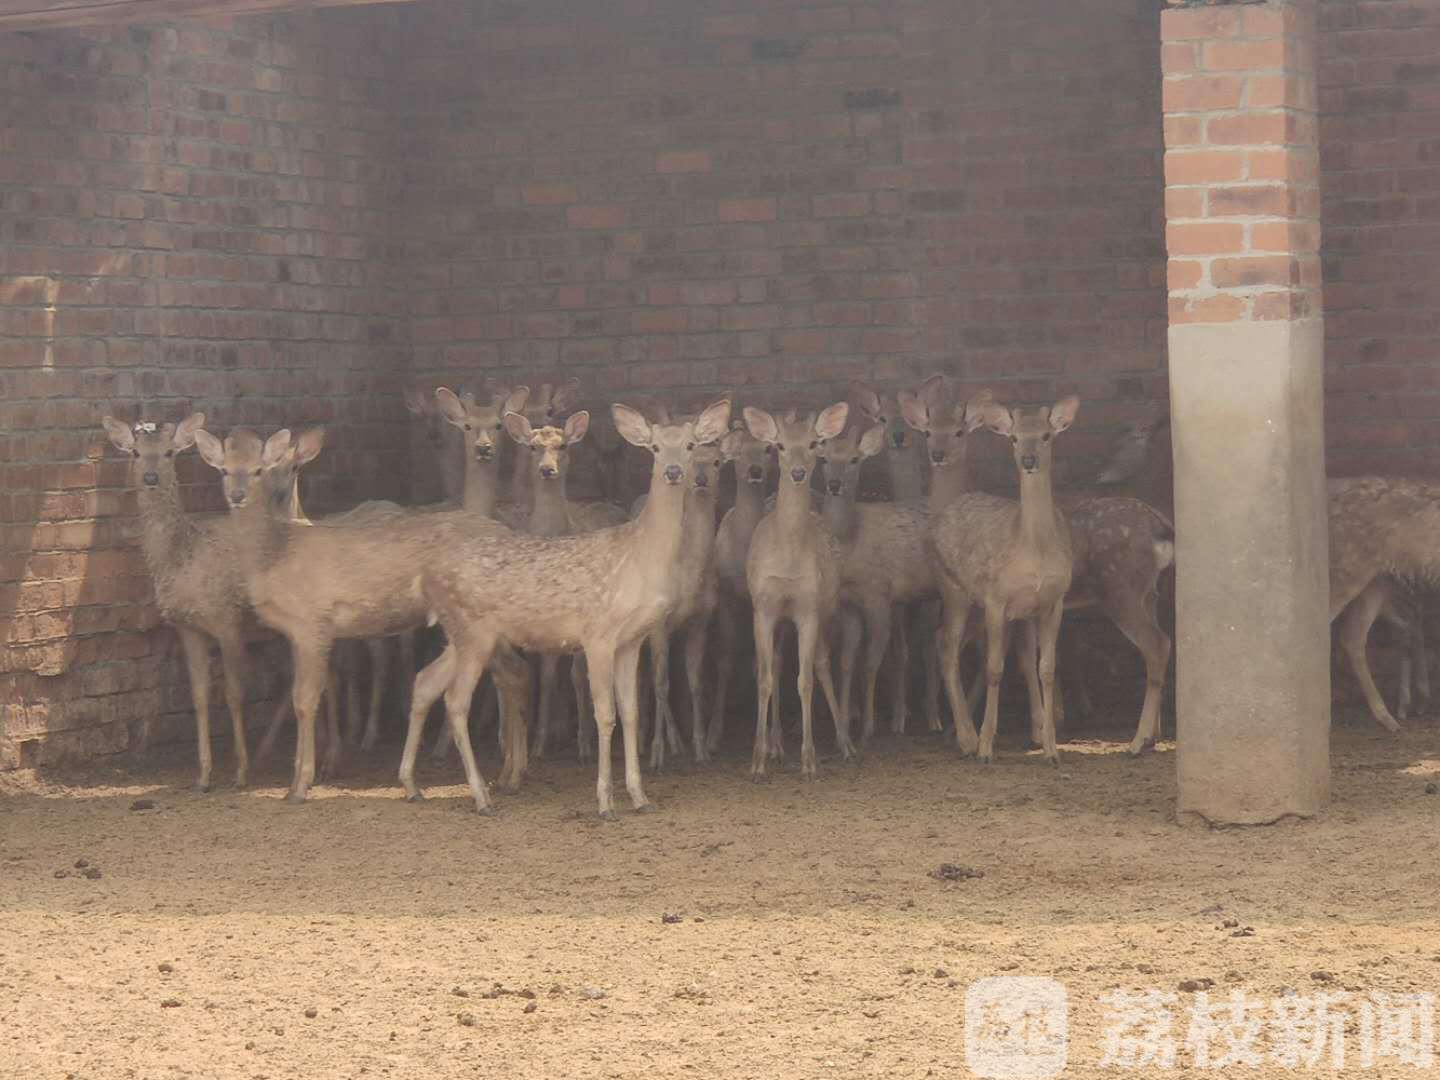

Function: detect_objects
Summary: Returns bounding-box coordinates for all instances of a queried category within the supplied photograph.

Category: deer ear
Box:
[859,424,887,458]
[102,416,136,453]
[742,406,779,445]
[1049,395,1080,434]
[719,427,747,460]
[813,402,849,441]
[966,391,996,433]
[611,404,653,449]
[435,387,467,426]
[563,409,590,445]
[502,385,531,417]
[549,377,580,416]
[848,380,882,420]
[693,398,732,445]
[172,412,206,452]
[898,389,928,433]
[502,411,533,446]
[261,429,293,469]
[294,427,325,466]
[194,429,225,470]
[919,373,946,406]
[981,402,1014,437]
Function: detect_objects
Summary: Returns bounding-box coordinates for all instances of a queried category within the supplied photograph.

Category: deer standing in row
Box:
[196,425,532,802]
[744,403,854,780]
[401,399,732,817]
[931,397,1079,763]
[102,413,250,792]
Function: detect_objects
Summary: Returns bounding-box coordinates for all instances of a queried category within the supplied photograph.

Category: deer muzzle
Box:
[1020,453,1039,472]
[826,479,842,495]
[747,465,764,483]
[929,450,945,465]
[789,466,807,483]
[663,464,684,484]
[142,471,160,487]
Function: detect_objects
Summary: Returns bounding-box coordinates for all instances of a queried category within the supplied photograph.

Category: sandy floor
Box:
[3,707,1439,1080]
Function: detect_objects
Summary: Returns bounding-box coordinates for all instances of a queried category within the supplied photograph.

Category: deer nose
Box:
[693,470,709,488]
[142,471,160,487]
[228,489,245,506]
[539,464,557,479]
[747,465,764,482]
[474,445,492,461]
[663,464,683,484]
[789,466,807,483]
[929,449,945,465]
[826,479,842,495]
[1020,453,1038,471]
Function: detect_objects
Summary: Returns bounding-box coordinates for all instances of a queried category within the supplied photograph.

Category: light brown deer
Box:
[506,376,581,510]
[400,399,732,818]
[744,403,853,780]
[848,379,927,503]
[404,382,464,506]
[102,413,250,791]
[195,426,531,802]
[931,397,1080,764]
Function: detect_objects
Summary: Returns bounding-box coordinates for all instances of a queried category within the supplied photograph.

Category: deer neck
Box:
[888,444,926,502]
[929,459,970,514]
[135,480,199,580]
[822,485,859,546]
[774,475,814,539]
[228,484,290,580]
[636,465,687,570]
[683,485,719,552]
[462,455,501,517]
[733,478,765,527]
[287,475,312,524]
[1017,465,1063,554]
[507,446,534,512]
[529,472,571,536]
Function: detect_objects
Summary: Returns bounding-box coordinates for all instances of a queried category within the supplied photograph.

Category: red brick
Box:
[1210,256,1299,288]
[1165,150,1246,185]
[1162,41,1198,75]
[1167,259,1205,290]
[1163,75,1245,112]
[1166,221,1246,256]
[717,198,776,223]
[1205,111,1298,147]
[523,181,578,205]
[1162,5,1242,42]
[567,205,626,229]
[1201,38,1287,73]
[1169,293,1248,324]
[1208,184,1292,217]
[657,149,711,173]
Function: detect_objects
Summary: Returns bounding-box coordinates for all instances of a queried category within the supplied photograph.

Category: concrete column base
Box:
[1171,317,1330,824]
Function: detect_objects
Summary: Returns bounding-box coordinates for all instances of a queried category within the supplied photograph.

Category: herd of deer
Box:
[99,373,1436,818]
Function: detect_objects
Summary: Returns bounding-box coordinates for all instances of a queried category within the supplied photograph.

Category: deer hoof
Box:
[598,808,620,822]
[193,780,211,794]
[634,801,658,814]
[404,790,425,803]
[976,753,993,766]
[284,789,309,805]
[750,771,770,785]
[475,805,497,818]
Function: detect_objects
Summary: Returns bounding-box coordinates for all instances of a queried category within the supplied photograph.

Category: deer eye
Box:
[1042,432,1052,442]
[463,423,471,431]
[164,449,174,458]
[1010,435,1019,444]
[494,423,502,430]
[686,442,694,451]
[220,468,228,476]
[809,440,819,449]
[775,442,784,451]
[650,444,659,454]
[850,456,859,465]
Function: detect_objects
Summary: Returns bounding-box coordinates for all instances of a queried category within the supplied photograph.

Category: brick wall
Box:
[0,9,409,767]
[391,0,1169,494]
[1319,0,1440,476]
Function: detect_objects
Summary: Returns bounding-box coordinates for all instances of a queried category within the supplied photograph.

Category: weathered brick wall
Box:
[1319,0,1440,477]
[391,0,1169,494]
[0,9,409,767]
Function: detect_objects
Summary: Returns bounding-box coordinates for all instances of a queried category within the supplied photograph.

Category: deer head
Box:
[102,412,206,492]
[899,384,993,472]
[981,396,1080,477]
[614,398,731,488]
[503,409,589,484]
[742,403,849,488]
[436,385,530,465]
[817,421,886,498]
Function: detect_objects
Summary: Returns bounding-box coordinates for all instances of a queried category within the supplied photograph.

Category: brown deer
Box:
[744,403,853,780]
[400,399,732,817]
[931,397,1079,763]
[194,426,531,803]
[848,379,927,503]
[506,376,581,511]
[102,413,250,791]
[403,382,464,506]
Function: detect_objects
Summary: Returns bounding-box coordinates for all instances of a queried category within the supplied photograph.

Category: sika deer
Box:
[506,377,581,511]
[848,379,927,502]
[401,399,732,818]
[931,397,1079,763]
[195,426,531,802]
[745,404,854,780]
[709,424,774,754]
[404,383,464,506]
[102,413,249,791]
[436,385,530,523]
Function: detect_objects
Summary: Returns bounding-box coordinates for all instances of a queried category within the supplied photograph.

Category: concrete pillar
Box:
[1162,0,1329,823]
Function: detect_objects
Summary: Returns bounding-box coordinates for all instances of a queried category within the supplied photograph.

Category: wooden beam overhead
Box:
[0,0,418,32]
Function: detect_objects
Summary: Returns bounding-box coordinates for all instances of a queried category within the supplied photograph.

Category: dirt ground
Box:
[3,707,1439,1080]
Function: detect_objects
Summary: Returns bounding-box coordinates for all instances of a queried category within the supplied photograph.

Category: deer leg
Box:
[977,605,1009,765]
[794,613,821,781]
[1036,601,1063,765]
[919,600,943,733]
[287,641,331,804]
[320,666,344,782]
[1107,589,1172,755]
[535,653,561,760]
[859,600,892,747]
[836,607,863,746]
[360,637,388,752]
[615,638,653,813]
[751,607,780,780]
[399,645,455,802]
[708,600,739,754]
[1338,581,1402,733]
[888,606,910,735]
[494,649,530,793]
[1020,619,1045,748]
[815,623,853,763]
[647,625,673,772]
[175,626,215,793]
[443,636,498,815]
[768,627,786,758]
[217,633,249,788]
[585,647,620,820]
[337,644,363,749]
[937,590,976,755]
[575,654,594,764]
[684,616,710,765]
[1414,598,1431,704]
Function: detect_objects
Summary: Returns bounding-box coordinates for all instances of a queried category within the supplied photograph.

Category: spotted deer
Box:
[195,426,531,803]
[744,403,854,780]
[102,413,250,791]
[931,397,1080,764]
[400,399,732,818]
